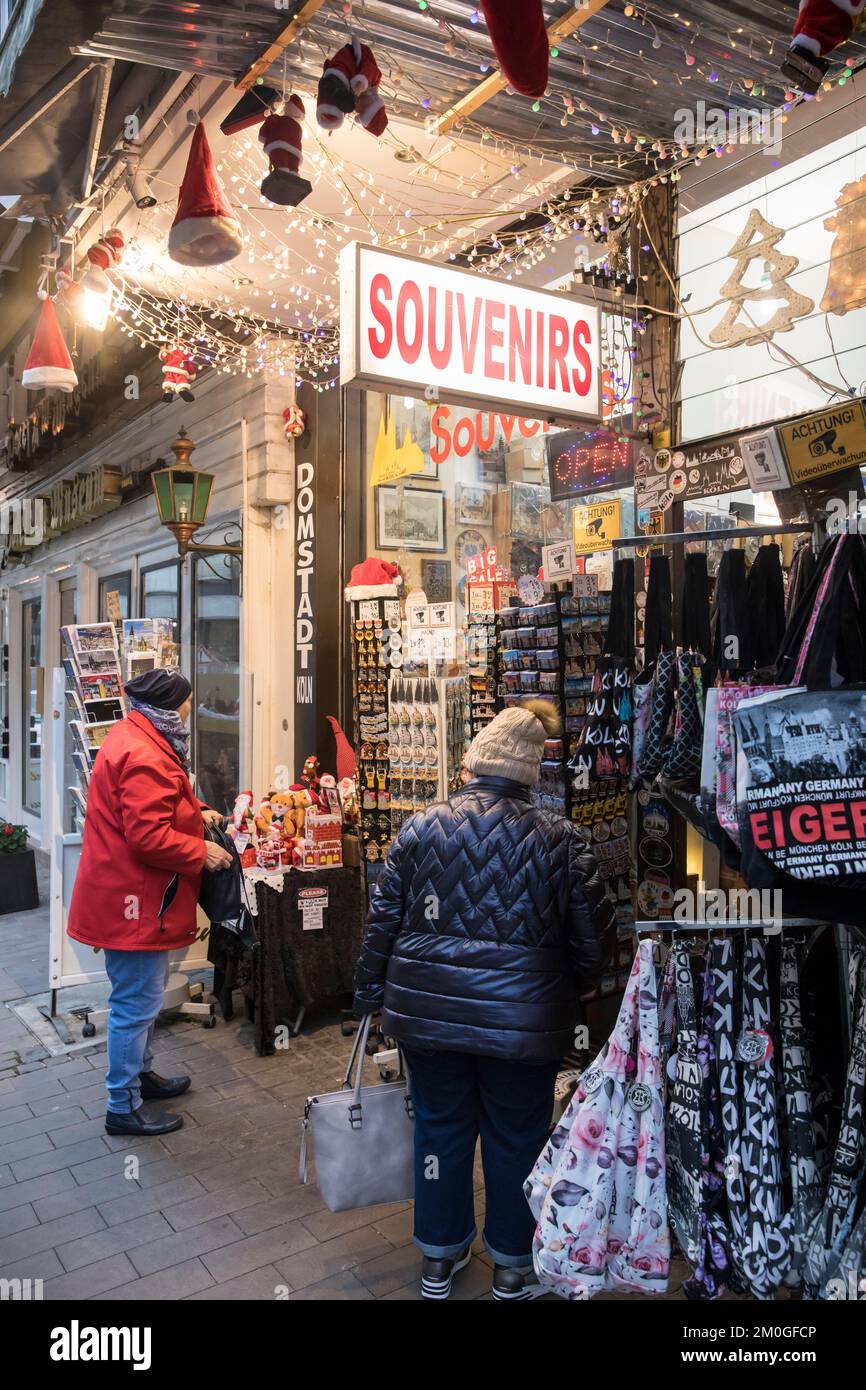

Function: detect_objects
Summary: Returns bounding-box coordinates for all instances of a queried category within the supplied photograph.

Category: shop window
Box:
[21,596,41,814]
[0,602,8,798]
[98,572,131,623]
[140,561,181,627]
[193,551,240,815]
[360,394,636,634]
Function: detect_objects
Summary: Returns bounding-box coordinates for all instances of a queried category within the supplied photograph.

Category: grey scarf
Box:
[129,697,191,767]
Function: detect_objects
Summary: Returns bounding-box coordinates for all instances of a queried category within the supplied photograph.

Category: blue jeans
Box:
[104,949,170,1113]
[403,1048,559,1267]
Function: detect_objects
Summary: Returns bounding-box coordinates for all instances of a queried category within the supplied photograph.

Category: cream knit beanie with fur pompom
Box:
[463,699,561,788]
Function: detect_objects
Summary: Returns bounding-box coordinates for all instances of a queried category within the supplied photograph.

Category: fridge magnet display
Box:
[375,486,446,552]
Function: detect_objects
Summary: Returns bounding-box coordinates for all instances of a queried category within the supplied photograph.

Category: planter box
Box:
[0,849,39,914]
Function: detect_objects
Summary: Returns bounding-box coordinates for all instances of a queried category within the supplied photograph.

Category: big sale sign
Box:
[340,242,601,426]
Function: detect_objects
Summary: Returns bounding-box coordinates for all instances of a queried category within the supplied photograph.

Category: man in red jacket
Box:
[68,668,232,1136]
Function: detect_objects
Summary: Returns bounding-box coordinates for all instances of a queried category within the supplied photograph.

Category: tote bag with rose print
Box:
[525,941,669,1300]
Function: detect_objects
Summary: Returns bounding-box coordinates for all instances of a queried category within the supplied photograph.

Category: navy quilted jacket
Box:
[353,775,615,1062]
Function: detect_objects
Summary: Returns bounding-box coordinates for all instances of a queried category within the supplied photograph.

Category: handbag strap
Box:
[608,947,642,1065]
[343,1013,373,1092]
[636,938,660,1086]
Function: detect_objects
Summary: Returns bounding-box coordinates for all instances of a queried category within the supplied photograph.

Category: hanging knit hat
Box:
[481,0,549,98]
[168,122,243,266]
[22,297,78,393]
[126,667,192,710]
[464,698,561,787]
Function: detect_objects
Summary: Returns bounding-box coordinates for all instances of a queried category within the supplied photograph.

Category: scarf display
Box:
[128,697,191,767]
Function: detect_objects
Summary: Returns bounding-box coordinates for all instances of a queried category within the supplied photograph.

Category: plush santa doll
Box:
[258,96,313,206]
[159,343,196,403]
[283,404,306,439]
[83,228,124,294]
[317,38,387,137]
[783,0,866,90]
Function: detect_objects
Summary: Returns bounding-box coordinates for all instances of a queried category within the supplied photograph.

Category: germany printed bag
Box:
[525,942,669,1299]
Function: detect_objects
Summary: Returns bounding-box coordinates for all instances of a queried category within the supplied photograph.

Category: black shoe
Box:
[492,1265,547,1301]
[139,1069,191,1101]
[180,388,195,402]
[105,1103,183,1137]
[420,1246,472,1300]
[162,390,174,403]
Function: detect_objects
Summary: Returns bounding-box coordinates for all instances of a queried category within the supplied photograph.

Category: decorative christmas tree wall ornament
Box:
[22,296,78,393]
[159,343,197,403]
[283,403,306,439]
[709,209,814,347]
[82,228,124,294]
[782,0,866,92]
[480,0,549,98]
[168,122,243,267]
[259,96,313,206]
[820,173,866,315]
[220,84,281,136]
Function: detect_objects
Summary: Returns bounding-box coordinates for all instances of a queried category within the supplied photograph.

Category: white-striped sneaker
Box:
[420,1246,472,1300]
[492,1265,547,1300]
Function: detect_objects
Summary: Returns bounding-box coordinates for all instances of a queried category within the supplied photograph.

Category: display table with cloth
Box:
[208,865,365,1054]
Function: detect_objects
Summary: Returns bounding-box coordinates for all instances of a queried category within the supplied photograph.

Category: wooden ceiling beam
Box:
[236,0,330,91]
[436,0,611,136]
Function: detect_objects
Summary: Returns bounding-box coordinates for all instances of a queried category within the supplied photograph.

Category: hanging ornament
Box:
[259,96,313,206]
[316,38,387,136]
[220,84,281,136]
[22,296,78,393]
[782,0,866,93]
[54,268,86,320]
[168,122,243,266]
[820,173,866,315]
[283,403,306,439]
[480,0,548,97]
[83,228,124,294]
[159,343,197,403]
[709,209,815,347]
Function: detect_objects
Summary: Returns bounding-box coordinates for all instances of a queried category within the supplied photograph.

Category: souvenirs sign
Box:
[778,400,866,484]
[340,242,602,425]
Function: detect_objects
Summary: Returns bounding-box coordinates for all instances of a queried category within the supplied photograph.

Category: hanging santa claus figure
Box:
[159,342,196,403]
[82,228,125,294]
[258,95,313,207]
[782,0,866,92]
[316,38,387,137]
[282,403,306,439]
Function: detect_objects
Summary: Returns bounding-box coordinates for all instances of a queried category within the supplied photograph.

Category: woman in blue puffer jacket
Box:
[354,698,615,1301]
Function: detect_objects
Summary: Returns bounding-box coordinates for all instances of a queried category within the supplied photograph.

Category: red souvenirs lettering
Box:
[430,405,550,466]
[366,275,593,398]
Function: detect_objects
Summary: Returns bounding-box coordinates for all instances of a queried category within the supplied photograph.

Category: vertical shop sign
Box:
[295,459,315,708]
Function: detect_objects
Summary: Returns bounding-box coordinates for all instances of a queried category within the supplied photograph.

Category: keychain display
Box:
[349,600,394,869]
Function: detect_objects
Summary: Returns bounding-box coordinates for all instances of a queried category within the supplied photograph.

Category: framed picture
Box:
[376,486,446,552]
[421,558,452,602]
[478,444,506,485]
[456,483,492,525]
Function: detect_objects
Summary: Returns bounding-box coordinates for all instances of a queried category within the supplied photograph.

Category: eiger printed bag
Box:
[525,942,669,1300]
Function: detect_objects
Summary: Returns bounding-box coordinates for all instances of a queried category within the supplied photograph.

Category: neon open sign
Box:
[546,428,634,501]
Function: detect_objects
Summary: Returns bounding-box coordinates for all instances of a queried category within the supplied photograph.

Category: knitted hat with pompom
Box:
[464,698,561,788]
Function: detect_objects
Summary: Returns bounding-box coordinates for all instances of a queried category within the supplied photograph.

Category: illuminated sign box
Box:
[546,428,634,501]
[340,242,602,427]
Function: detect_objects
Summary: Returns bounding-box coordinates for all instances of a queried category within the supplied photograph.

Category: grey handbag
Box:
[299,1014,415,1212]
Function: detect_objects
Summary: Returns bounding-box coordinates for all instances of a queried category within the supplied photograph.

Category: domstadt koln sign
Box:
[340,242,602,427]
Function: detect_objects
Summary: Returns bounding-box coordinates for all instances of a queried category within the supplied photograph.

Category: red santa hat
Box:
[22,297,78,393]
[344,556,401,601]
[481,0,549,99]
[168,122,243,267]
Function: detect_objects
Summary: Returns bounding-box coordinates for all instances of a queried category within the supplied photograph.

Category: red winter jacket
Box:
[67,711,208,952]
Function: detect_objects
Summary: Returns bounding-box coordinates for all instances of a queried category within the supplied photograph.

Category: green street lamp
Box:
[151,429,242,559]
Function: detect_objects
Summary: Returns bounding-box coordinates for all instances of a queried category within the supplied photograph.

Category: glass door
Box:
[193,552,240,814]
[22,597,42,813]
[59,580,79,832]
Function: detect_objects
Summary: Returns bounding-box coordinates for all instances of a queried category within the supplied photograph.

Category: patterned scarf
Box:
[128,697,190,767]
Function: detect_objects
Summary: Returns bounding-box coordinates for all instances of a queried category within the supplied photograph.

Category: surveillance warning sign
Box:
[778,400,866,484]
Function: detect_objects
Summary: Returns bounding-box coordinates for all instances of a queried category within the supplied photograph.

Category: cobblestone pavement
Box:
[0,862,704,1302]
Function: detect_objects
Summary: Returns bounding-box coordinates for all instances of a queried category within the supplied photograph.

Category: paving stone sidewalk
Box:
[1,860,703,1303]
